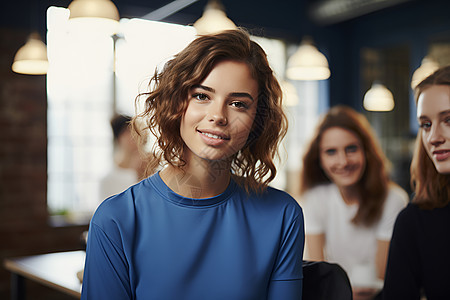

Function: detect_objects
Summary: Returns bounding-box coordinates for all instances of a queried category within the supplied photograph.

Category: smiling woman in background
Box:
[383,66,450,300]
[299,105,408,300]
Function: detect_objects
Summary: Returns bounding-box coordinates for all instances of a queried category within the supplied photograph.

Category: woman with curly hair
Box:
[299,105,408,300]
[81,29,304,300]
[383,66,450,299]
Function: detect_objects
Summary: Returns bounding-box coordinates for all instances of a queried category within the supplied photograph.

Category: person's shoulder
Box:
[395,202,420,224]
[260,186,303,214]
[383,183,409,214]
[92,177,152,227]
[387,183,410,203]
[236,184,301,214]
[301,183,336,201]
[308,183,335,194]
[264,185,295,200]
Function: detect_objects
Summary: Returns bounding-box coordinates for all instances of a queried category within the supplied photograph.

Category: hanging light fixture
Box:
[12,32,49,75]
[363,82,395,112]
[193,0,236,35]
[67,0,120,35]
[286,36,330,81]
[411,56,439,89]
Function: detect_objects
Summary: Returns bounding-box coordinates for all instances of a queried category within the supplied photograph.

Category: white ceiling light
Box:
[194,0,236,35]
[12,32,49,75]
[286,36,330,81]
[411,56,439,89]
[68,0,120,35]
[363,82,395,111]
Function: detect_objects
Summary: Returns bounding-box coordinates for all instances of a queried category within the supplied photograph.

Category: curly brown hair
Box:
[411,65,450,209]
[299,105,391,226]
[133,29,287,194]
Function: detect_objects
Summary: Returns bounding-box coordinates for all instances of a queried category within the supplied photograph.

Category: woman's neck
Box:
[160,157,231,199]
[338,185,360,205]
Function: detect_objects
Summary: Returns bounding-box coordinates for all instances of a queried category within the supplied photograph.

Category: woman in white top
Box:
[299,105,408,300]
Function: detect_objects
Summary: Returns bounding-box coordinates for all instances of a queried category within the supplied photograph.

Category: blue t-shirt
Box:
[81,172,304,300]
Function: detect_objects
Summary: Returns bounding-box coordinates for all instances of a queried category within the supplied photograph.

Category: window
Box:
[47,7,115,221]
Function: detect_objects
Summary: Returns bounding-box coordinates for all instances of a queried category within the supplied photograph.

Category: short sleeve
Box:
[301,189,326,235]
[81,222,132,300]
[376,186,408,240]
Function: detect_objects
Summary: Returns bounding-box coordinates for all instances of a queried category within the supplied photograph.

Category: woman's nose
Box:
[208,104,228,126]
[428,124,445,146]
[336,151,349,165]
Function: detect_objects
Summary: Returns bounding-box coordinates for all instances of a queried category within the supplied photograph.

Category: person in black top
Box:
[383,65,450,299]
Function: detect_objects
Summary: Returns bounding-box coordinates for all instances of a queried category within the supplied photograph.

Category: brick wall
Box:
[0,28,88,299]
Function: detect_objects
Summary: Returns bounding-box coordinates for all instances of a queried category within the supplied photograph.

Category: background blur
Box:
[1,0,450,298]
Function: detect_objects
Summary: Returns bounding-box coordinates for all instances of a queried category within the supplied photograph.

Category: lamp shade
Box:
[411,56,439,89]
[68,0,120,35]
[286,37,330,81]
[363,82,395,111]
[194,0,236,35]
[12,32,49,75]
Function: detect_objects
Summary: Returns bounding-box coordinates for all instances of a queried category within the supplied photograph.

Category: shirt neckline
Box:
[149,171,237,207]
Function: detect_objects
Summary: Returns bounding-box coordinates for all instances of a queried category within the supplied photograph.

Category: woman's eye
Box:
[445,117,450,125]
[230,101,248,109]
[419,121,431,130]
[192,93,209,101]
[345,145,359,153]
[325,149,336,155]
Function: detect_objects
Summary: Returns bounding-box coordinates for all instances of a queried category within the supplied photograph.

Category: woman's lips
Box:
[198,130,230,146]
[433,149,450,161]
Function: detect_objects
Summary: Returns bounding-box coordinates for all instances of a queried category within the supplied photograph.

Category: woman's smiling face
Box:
[319,127,366,188]
[180,60,259,163]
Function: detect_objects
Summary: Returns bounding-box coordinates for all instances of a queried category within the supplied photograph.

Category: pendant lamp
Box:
[411,56,439,89]
[12,32,49,75]
[67,0,120,35]
[286,36,330,81]
[194,0,236,35]
[363,82,395,112]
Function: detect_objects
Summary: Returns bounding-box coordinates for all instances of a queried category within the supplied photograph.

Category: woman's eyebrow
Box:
[192,84,214,93]
[418,109,450,119]
[229,92,254,101]
[439,109,450,117]
[192,84,254,102]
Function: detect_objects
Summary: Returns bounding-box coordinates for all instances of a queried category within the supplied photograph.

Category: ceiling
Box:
[2,0,415,42]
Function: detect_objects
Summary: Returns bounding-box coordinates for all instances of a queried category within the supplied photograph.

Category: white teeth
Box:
[202,132,223,139]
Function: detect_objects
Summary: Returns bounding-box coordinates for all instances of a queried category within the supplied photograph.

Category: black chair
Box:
[302,260,353,300]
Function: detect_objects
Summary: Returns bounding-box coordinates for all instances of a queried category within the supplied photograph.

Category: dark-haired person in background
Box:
[98,114,146,204]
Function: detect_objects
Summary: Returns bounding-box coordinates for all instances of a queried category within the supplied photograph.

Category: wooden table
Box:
[4,250,85,300]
